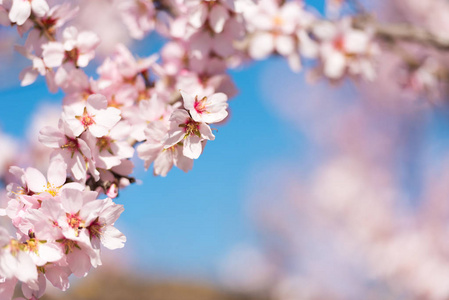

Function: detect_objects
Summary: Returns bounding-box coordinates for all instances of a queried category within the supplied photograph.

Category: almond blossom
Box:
[400,57,444,99]
[38,123,99,182]
[8,0,49,26]
[23,158,83,196]
[0,228,38,290]
[62,94,121,138]
[312,18,378,80]
[88,197,126,250]
[137,120,193,176]
[117,0,156,40]
[15,45,57,91]
[244,0,315,71]
[186,0,232,34]
[84,121,135,170]
[164,109,215,159]
[97,159,135,196]
[127,94,174,142]
[42,26,100,69]
[24,189,108,277]
[181,90,229,124]
[41,3,79,32]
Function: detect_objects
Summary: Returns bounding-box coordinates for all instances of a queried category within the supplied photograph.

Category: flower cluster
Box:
[0,158,125,298]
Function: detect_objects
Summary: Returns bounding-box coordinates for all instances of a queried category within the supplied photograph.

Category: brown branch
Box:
[354,17,449,51]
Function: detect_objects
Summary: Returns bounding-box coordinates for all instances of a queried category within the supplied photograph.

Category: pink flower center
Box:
[59,239,79,254]
[179,118,201,137]
[66,213,84,236]
[97,136,112,153]
[88,217,103,239]
[41,17,57,33]
[61,137,80,156]
[80,108,95,129]
[333,36,345,52]
[65,48,80,65]
[194,96,208,114]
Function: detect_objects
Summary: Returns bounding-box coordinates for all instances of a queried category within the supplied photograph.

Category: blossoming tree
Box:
[0,0,448,299]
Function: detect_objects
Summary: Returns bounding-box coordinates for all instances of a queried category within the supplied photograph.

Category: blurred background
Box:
[3,0,449,299]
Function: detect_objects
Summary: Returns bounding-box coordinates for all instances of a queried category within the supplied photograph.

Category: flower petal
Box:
[249,32,274,60]
[25,167,47,193]
[101,226,126,250]
[9,0,31,25]
[209,4,229,34]
[183,135,202,159]
[42,42,65,68]
[47,158,67,188]
[31,0,49,17]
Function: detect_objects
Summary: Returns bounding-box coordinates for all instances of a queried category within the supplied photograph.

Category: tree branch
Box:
[354,17,449,51]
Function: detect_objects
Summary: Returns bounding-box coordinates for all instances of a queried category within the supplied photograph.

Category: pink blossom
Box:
[26,189,104,276]
[181,90,228,124]
[98,159,135,192]
[313,18,378,80]
[62,94,121,138]
[113,43,157,79]
[244,0,314,71]
[24,236,63,269]
[157,41,186,76]
[106,183,118,198]
[137,120,194,176]
[42,264,70,291]
[400,57,442,98]
[118,0,156,39]
[42,3,79,31]
[9,0,49,26]
[15,45,57,91]
[21,273,46,299]
[127,95,174,142]
[87,198,126,250]
[41,26,100,69]
[62,26,100,67]
[0,228,38,290]
[187,0,231,34]
[84,121,135,170]
[41,41,65,69]
[23,158,83,196]
[38,123,99,182]
[137,120,170,171]
[164,109,215,159]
